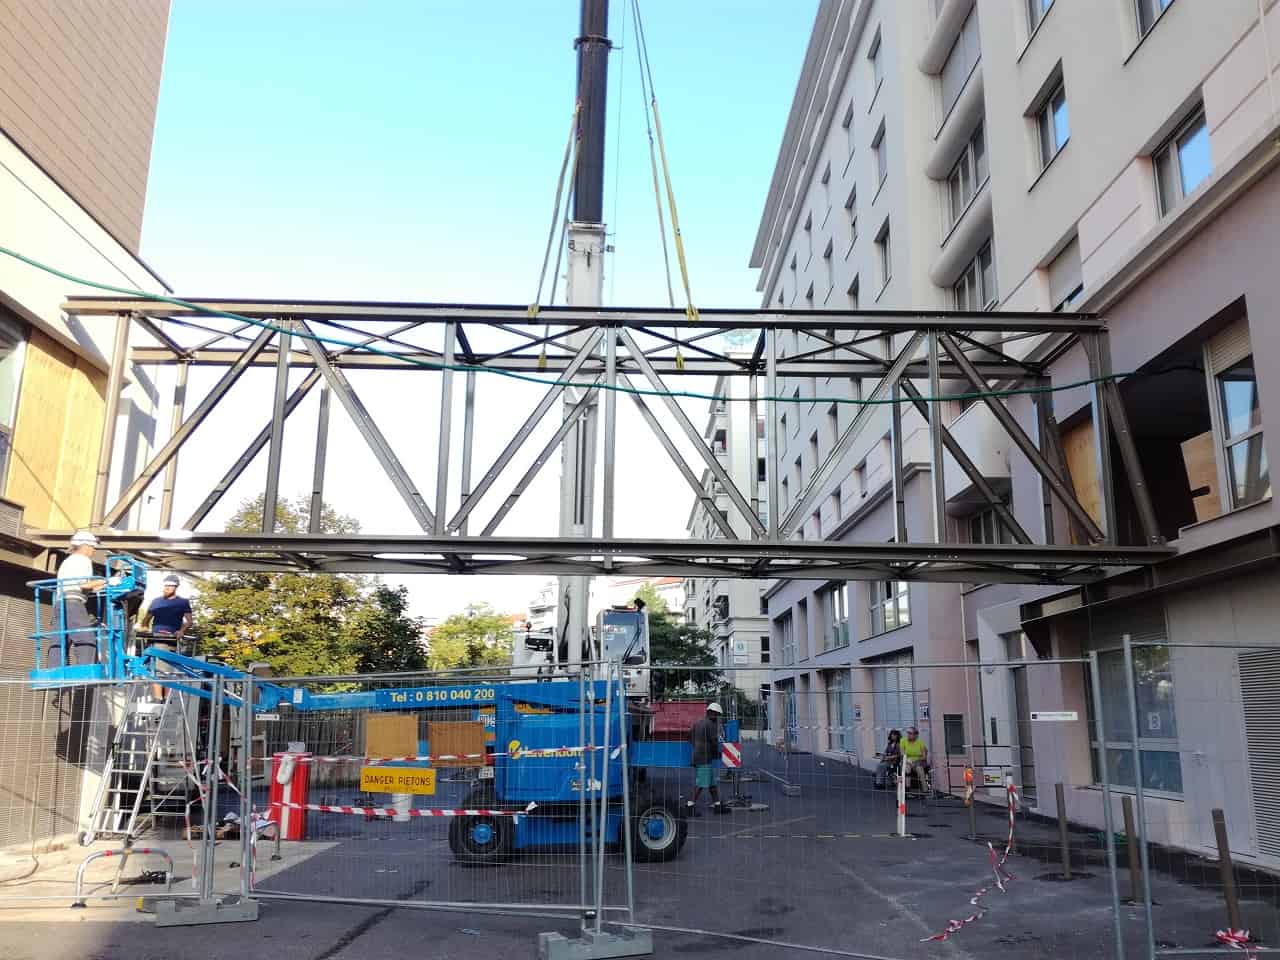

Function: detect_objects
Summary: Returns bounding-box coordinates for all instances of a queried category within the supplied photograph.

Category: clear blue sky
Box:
[141,0,817,307]
[138,1,818,618]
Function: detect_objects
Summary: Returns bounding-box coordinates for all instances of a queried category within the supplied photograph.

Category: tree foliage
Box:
[631,581,669,616]
[649,609,722,698]
[426,603,514,671]
[195,496,425,676]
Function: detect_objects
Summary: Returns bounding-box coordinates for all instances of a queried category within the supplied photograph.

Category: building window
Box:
[869,28,884,95]
[870,651,915,730]
[820,161,831,210]
[1027,0,1052,32]
[967,505,1013,544]
[875,220,891,288]
[1217,356,1269,507]
[1048,237,1083,312]
[947,124,988,228]
[1086,646,1182,794]
[842,100,855,159]
[0,316,27,482]
[1154,109,1210,216]
[944,714,966,756]
[1136,0,1173,36]
[940,8,980,118]
[869,579,910,635]
[953,242,997,310]
[847,275,860,309]
[853,461,867,498]
[1037,81,1069,167]
[760,635,770,665]
[822,585,850,651]
[780,476,789,510]
[803,212,813,261]
[872,122,888,188]
[821,237,834,293]
[778,613,796,666]
[844,187,858,248]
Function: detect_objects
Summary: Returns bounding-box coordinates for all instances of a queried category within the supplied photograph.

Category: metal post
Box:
[1212,808,1244,933]
[602,330,617,539]
[927,332,947,542]
[310,386,330,533]
[1035,379,1056,544]
[1055,782,1072,879]
[201,678,225,901]
[1090,650,1127,960]
[91,312,132,524]
[897,753,907,837]
[578,668,588,928]
[159,360,189,529]
[888,376,907,543]
[262,323,291,533]
[239,679,254,899]
[616,664,636,923]
[594,668,614,935]
[459,372,476,536]
[766,332,780,541]
[1122,795,1141,905]
[434,323,456,534]
[1086,332,1119,541]
[1122,634,1157,960]
[748,369,760,535]
[967,790,978,840]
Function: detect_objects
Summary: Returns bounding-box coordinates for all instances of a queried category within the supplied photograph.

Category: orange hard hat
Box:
[964,767,974,784]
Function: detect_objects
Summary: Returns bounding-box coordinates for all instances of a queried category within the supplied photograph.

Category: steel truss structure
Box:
[35,297,1171,582]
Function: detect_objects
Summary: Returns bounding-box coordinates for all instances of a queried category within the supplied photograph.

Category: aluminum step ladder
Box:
[81,685,199,846]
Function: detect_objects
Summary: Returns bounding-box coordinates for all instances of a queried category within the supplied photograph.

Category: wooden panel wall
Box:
[1061,421,1103,543]
[5,330,106,528]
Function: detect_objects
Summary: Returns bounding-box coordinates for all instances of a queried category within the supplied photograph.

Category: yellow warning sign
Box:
[359,766,437,795]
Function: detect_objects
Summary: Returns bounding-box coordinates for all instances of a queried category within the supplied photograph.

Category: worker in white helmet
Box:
[687,701,730,816]
[56,530,105,666]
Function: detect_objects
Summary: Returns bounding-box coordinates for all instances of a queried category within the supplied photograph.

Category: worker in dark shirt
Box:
[687,702,730,817]
[140,573,192,700]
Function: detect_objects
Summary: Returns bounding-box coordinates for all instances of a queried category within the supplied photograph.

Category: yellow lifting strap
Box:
[650,97,695,369]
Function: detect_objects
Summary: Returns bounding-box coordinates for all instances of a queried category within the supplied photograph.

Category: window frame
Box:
[1153,107,1209,216]
[946,124,988,229]
[1084,646,1183,797]
[952,242,997,311]
[868,578,910,636]
[1135,0,1174,37]
[1210,353,1269,509]
[1036,82,1069,168]
[872,122,888,189]
[869,28,884,100]
[1026,0,1053,33]
[875,219,892,290]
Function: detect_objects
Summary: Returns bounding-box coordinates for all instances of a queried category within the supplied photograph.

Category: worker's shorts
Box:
[695,765,715,789]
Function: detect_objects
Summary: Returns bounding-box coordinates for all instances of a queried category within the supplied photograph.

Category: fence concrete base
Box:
[152,895,259,927]
[538,928,654,959]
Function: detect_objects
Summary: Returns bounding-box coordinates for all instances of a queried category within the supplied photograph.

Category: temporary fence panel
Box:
[0,675,218,908]
[240,668,606,922]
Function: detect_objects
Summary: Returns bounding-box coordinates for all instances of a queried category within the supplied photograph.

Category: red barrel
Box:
[268,752,311,841]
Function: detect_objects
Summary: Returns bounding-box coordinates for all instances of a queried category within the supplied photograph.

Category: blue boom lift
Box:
[29,556,734,863]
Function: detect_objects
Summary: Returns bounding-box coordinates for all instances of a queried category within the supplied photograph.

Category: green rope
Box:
[0,245,1128,408]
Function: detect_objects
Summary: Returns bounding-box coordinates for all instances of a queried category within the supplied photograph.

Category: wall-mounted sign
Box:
[1030,711,1078,722]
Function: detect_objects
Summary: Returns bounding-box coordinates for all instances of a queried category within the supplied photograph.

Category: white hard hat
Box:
[70,530,99,547]
[707,702,724,714]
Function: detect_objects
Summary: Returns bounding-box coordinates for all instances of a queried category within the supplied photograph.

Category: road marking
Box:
[832,863,976,960]
[719,814,814,840]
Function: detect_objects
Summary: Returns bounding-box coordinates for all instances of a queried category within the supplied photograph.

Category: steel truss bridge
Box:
[32,297,1171,583]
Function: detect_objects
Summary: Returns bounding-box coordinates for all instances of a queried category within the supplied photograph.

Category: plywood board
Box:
[365,713,418,759]
[1181,430,1222,523]
[5,330,106,528]
[428,721,487,767]
[1060,420,1102,543]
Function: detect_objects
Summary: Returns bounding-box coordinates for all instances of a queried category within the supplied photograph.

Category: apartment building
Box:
[753,0,1280,869]
[683,372,770,699]
[0,1,171,846]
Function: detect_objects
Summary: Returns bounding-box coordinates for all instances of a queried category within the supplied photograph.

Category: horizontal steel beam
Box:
[28,530,1171,583]
[125,346,1033,380]
[66,296,1106,332]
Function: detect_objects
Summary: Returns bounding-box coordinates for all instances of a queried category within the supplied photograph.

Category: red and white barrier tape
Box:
[274,799,530,819]
[921,782,1019,943]
[1216,929,1257,959]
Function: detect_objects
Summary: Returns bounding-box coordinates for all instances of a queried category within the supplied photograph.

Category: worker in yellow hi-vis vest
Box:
[902,727,932,795]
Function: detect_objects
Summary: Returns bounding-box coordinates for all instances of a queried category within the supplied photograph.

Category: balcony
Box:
[919,0,977,74]
[943,402,1011,512]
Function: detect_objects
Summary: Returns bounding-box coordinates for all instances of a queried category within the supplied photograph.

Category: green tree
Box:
[194,496,425,676]
[631,581,669,617]
[427,603,515,671]
[649,609,721,698]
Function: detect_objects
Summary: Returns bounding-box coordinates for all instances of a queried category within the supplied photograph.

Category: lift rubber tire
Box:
[448,783,514,864]
[630,788,688,863]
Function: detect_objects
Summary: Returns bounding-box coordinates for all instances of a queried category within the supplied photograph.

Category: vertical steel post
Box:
[309,386,330,533]
[766,331,780,541]
[239,678,253,899]
[578,668,588,928]
[1055,782,1073,879]
[434,323,456,534]
[616,664,635,923]
[889,382,907,544]
[602,330,617,539]
[91,312,132,525]
[262,323,291,533]
[1122,794,1142,904]
[1087,332,1119,541]
[748,368,760,536]
[594,669,614,935]
[159,360,189,529]
[927,332,947,542]
[1122,634,1157,960]
[1090,651,1127,960]
[459,372,477,536]
[1213,808,1244,933]
[201,678,225,901]
[1035,378,1056,544]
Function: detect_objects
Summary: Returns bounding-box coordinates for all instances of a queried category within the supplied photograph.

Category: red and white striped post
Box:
[896,754,907,836]
[720,741,742,769]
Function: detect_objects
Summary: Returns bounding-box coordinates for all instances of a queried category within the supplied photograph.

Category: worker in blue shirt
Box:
[140,573,192,699]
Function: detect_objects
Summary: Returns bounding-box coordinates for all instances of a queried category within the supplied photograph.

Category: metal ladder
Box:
[81,685,199,845]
